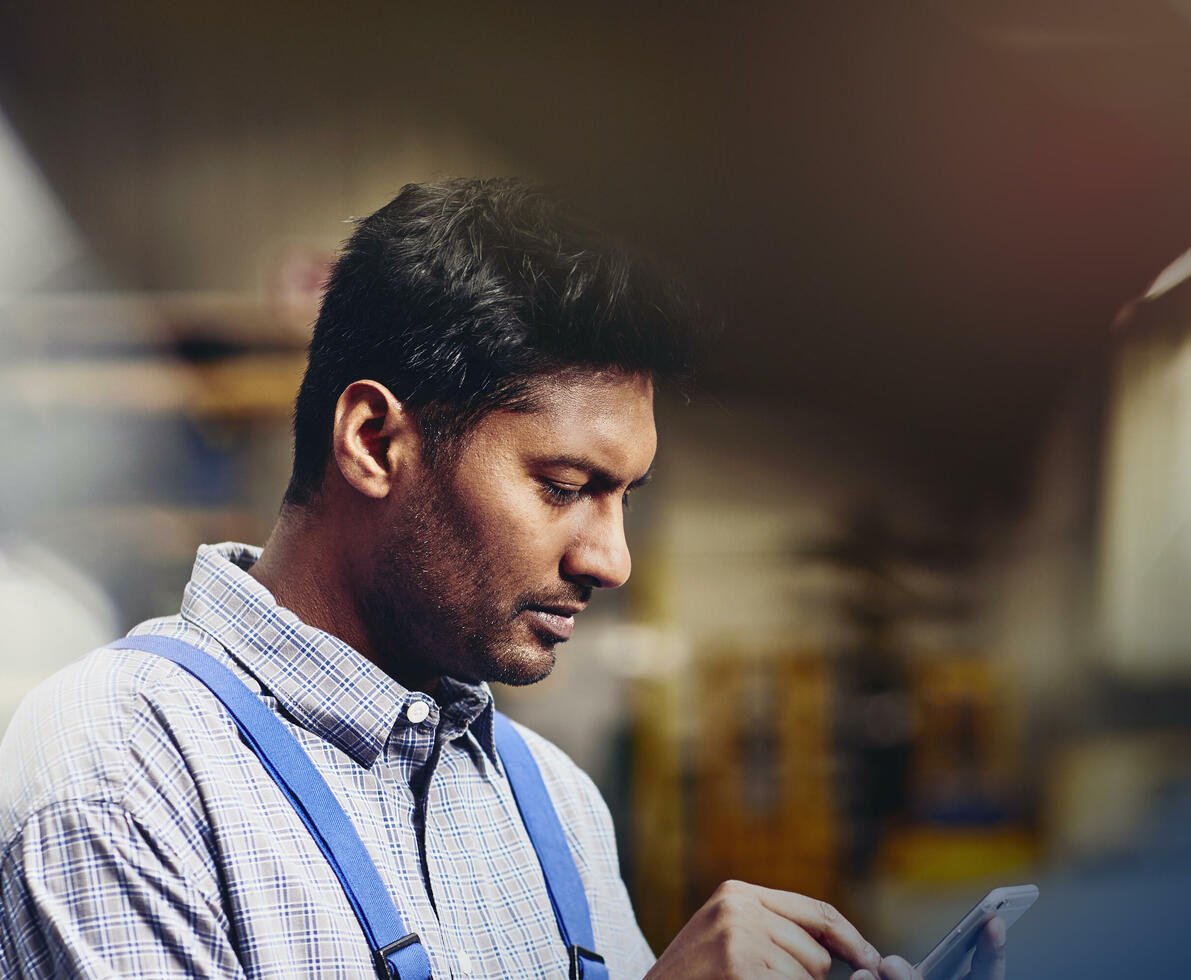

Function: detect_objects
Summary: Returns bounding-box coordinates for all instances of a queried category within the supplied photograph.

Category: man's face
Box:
[361,370,657,689]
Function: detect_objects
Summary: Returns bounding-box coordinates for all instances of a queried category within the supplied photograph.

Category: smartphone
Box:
[914,884,1038,980]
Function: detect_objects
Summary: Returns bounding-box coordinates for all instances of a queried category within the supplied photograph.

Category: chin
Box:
[484,641,557,687]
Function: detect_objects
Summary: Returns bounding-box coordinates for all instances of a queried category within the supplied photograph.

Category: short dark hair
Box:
[284,177,693,507]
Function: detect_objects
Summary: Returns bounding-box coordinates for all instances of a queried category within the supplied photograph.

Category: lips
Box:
[523,606,581,641]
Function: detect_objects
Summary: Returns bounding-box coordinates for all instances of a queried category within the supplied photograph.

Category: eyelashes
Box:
[540,482,583,506]
[538,481,634,510]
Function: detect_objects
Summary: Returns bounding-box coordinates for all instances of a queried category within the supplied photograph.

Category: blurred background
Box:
[3,1,1191,974]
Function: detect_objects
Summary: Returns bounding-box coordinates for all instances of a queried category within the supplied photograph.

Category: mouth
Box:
[522,605,583,642]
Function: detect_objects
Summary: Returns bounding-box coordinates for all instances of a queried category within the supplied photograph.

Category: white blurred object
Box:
[1143,246,1191,302]
[0,539,118,736]
[1043,733,1191,861]
[1099,285,1191,676]
[0,107,86,296]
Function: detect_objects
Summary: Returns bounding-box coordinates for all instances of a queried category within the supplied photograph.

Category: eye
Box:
[539,480,583,507]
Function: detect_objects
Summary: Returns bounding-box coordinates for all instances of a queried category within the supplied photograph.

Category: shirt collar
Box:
[179,542,498,770]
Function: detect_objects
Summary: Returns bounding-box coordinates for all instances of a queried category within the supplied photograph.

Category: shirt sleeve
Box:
[0,799,246,980]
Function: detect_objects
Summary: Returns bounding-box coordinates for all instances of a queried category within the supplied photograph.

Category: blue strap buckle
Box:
[568,944,605,979]
[374,932,423,979]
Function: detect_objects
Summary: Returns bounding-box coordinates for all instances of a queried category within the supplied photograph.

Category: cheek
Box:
[469,492,565,571]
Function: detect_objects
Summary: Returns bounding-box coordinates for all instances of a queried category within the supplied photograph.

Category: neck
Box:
[249,501,445,697]
[247,505,374,667]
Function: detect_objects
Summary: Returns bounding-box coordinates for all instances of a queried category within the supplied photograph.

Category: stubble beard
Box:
[359,471,560,689]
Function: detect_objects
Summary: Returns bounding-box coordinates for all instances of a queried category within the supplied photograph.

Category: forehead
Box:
[470,371,657,473]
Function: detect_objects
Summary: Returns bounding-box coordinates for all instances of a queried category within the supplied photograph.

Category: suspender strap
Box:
[493,712,608,980]
[108,636,432,980]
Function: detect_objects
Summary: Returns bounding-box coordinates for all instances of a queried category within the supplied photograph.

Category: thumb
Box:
[969,917,1006,980]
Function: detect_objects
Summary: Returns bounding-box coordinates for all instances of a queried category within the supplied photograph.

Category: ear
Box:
[331,380,420,499]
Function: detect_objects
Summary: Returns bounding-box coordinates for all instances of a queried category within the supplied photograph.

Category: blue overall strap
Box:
[493,711,609,980]
[107,636,433,980]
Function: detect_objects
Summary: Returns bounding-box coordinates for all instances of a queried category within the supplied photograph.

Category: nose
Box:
[561,499,632,590]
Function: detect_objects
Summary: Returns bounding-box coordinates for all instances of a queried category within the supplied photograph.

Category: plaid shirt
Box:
[0,543,654,979]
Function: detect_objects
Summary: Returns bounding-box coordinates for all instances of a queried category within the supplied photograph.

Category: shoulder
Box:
[504,716,605,802]
[0,622,233,846]
[497,713,656,973]
[500,715,621,871]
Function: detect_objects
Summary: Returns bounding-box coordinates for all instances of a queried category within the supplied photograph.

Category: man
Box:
[0,178,1004,978]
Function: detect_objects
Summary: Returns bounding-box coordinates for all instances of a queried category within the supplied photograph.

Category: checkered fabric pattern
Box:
[0,543,655,979]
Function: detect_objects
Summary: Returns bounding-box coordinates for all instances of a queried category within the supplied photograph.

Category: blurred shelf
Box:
[0,353,305,415]
[0,290,311,352]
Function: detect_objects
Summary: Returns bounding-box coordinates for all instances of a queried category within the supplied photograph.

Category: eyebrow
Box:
[532,454,654,491]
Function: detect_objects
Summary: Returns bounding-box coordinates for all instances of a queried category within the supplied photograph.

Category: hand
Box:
[850,916,1007,980]
[644,880,883,979]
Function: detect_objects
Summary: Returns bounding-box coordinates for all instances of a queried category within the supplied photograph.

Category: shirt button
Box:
[457,951,473,975]
[405,700,430,724]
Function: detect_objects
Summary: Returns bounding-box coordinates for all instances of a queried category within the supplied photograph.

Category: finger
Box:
[767,960,817,980]
[968,917,1006,980]
[851,972,878,980]
[766,921,834,980]
[877,954,921,980]
[754,887,881,971]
